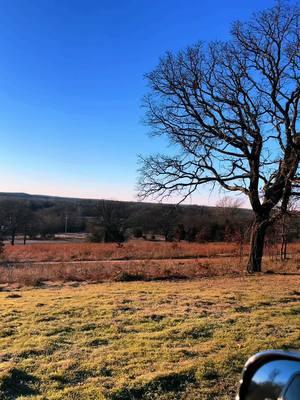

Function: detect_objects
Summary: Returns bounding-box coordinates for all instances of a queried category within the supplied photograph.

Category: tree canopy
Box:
[138,1,300,272]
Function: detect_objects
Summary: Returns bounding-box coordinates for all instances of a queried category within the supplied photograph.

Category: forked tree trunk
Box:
[247,214,270,273]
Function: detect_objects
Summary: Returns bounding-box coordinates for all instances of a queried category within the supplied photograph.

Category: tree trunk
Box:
[247,214,269,273]
[11,228,16,246]
[280,216,288,261]
[281,236,287,261]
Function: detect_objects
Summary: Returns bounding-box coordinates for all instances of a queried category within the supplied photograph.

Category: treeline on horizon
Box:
[0,193,299,245]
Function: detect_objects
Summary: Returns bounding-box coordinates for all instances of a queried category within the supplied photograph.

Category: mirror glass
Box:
[282,373,300,400]
[244,359,300,400]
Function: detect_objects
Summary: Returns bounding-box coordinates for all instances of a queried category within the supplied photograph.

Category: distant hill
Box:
[0,192,87,203]
[0,191,250,210]
[0,192,253,219]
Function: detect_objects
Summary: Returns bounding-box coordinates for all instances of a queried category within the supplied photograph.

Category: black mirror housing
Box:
[237,350,300,400]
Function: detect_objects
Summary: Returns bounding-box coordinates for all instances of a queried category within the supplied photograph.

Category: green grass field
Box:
[0,275,300,400]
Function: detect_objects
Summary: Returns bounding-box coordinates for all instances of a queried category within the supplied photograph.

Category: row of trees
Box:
[88,199,300,248]
[0,199,85,244]
[88,198,251,244]
[0,196,299,255]
[0,197,253,244]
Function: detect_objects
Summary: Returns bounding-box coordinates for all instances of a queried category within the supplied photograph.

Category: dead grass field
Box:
[4,241,243,263]
[4,240,300,263]
[0,275,299,400]
[1,255,300,288]
[1,241,300,287]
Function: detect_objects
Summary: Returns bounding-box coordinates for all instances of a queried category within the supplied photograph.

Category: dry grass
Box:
[0,258,242,287]
[5,240,300,264]
[4,241,245,263]
[0,275,299,399]
[1,241,300,288]
[0,254,299,288]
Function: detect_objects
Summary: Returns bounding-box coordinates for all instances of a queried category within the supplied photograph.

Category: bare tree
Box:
[216,196,244,217]
[0,200,33,245]
[138,2,300,273]
[90,201,127,245]
[216,196,248,258]
[158,205,179,241]
[277,197,299,260]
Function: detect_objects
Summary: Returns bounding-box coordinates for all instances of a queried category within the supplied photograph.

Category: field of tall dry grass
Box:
[1,240,300,287]
[5,239,300,263]
[4,240,241,262]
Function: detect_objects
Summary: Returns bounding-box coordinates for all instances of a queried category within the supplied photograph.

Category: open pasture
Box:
[0,275,300,399]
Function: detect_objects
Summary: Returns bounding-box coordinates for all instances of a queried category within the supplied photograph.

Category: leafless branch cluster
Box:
[138,2,299,272]
[138,2,299,214]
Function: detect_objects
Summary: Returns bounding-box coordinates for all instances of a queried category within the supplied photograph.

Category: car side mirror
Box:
[237,350,300,400]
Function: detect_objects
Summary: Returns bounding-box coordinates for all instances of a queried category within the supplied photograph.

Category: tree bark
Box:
[247,214,269,273]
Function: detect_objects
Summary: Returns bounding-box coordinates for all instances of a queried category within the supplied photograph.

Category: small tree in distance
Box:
[138,2,300,273]
[217,196,249,259]
[216,196,243,215]
[89,201,127,245]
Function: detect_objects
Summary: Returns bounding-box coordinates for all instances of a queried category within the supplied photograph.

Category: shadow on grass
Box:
[1,368,39,398]
[111,370,196,400]
[265,271,300,276]
[114,271,189,282]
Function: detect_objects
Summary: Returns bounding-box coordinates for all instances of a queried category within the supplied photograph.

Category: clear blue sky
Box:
[0,0,275,203]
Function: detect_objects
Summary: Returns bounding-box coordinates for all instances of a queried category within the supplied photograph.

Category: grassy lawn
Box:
[0,275,300,399]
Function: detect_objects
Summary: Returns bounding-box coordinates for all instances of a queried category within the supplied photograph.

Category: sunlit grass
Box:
[0,275,299,399]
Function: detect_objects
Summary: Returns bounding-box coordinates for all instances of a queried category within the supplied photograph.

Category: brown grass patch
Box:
[1,241,299,287]
[4,240,300,264]
[4,241,244,262]
[1,253,300,288]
